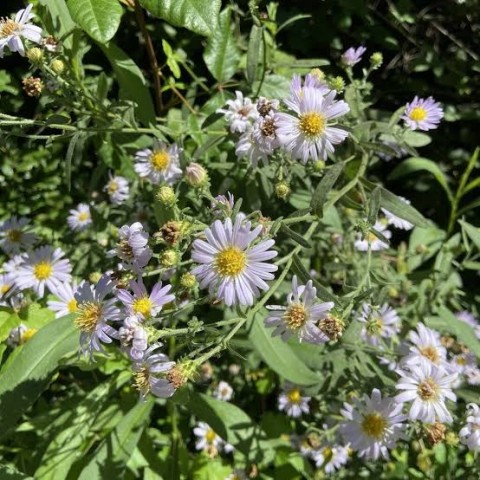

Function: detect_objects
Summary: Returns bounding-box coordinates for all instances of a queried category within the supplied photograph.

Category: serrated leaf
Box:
[66,0,123,43]
[140,0,221,37]
[0,315,79,437]
[311,163,344,216]
[203,9,240,82]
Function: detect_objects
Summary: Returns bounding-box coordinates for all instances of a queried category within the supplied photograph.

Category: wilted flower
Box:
[105,174,129,205]
[0,216,36,254]
[6,324,37,347]
[22,76,43,97]
[402,96,443,131]
[278,383,311,418]
[341,46,367,66]
[67,203,92,231]
[217,91,258,133]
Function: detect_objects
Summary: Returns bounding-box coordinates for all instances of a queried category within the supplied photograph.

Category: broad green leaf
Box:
[203,9,240,82]
[66,0,123,43]
[253,74,290,99]
[246,25,263,84]
[99,42,156,126]
[389,157,453,202]
[403,130,431,147]
[140,0,221,37]
[39,0,76,49]
[0,315,79,437]
[407,226,446,271]
[249,311,322,386]
[311,162,344,216]
[78,397,154,479]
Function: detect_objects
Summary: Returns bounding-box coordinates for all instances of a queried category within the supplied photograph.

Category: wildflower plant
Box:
[0,1,480,479]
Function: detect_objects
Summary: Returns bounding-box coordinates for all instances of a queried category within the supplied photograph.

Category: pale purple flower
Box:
[402,96,443,131]
[276,84,350,164]
[185,162,208,186]
[211,192,235,216]
[105,174,129,205]
[0,216,36,254]
[340,388,406,460]
[460,403,480,451]
[67,203,92,231]
[289,73,329,104]
[341,46,367,67]
[265,275,334,344]
[47,281,79,318]
[216,90,259,133]
[278,383,311,418]
[134,140,182,185]
[0,4,42,58]
[119,315,148,361]
[354,221,391,251]
[15,246,72,298]
[191,215,278,306]
[465,366,480,386]
[357,303,400,346]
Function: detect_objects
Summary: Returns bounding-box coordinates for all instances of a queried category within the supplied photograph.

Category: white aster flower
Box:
[105,174,129,205]
[460,403,480,451]
[341,46,367,66]
[395,362,457,423]
[402,96,443,131]
[67,203,92,231]
[47,281,79,318]
[132,342,175,399]
[117,277,174,319]
[193,422,227,456]
[340,388,406,460]
[119,315,148,361]
[217,90,259,133]
[0,273,17,304]
[449,351,477,375]
[265,275,334,344]
[0,4,42,58]
[134,140,182,185]
[74,275,122,358]
[357,303,400,346]
[3,254,25,274]
[15,246,72,298]
[278,383,311,418]
[108,222,152,273]
[276,85,349,164]
[213,380,233,401]
[0,216,36,254]
[381,197,414,230]
[312,444,349,474]
[354,221,391,251]
[191,215,278,306]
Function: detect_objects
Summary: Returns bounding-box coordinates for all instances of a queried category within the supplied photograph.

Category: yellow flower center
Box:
[205,429,217,443]
[299,112,326,138]
[409,106,427,122]
[21,328,37,343]
[107,180,118,193]
[215,246,246,277]
[287,388,302,404]
[417,377,439,401]
[366,232,378,243]
[77,211,90,222]
[361,412,387,439]
[34,261,53,280]
[75,301,102,333]
[6,229,22,242]
[322,447,333,463]
[150,151,170,171]
[67,298,78,313]
[419,346,440,364]
[133,366,150,395]
[1,284,11,295]
[0,19,20,38]
[366,316,383,335]
[284,303,308,329]
[133,296,153,317]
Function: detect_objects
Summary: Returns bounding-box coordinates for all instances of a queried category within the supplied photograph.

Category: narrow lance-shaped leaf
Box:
[311,162,344,216]
[246,25,263,84]
[367,187,381,226]
[279,223,310,248]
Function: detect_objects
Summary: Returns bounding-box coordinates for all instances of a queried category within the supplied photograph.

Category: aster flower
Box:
[216,91,259,133]
[74,275,122,358]
[402,96,443,131]
[108,222,152,273]
[132,342,175,399]
[340,388,406,460]
[312,444,349,474]
[211,192,235,216]
[47,281,79,318]
[276,86,350,164]
[193,422,229,457]
[265,275,335,344]
[213,380,233,401]
[6,324,37,347]
[357,303,401,346]
[354,221,391,251]
[0,273,16,304]
[15,246,72,298]
[341,46,367,66]
[460,404,480,451]
[3,254,25,274]
[134,140,182,185]
[381,197,414,230]
[117,278,174,320]
[278,383,311,418]
[118,315,148,361]
[0,216,36,254]
[105,174,129,205]
[191,215,278,306]
[0,4,42,58]
[67,203,92,232]
[288,73,329,104]
[465,366,480,386]
[395,362,457,423]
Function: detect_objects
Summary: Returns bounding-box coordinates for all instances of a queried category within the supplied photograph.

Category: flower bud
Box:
[89,272,103,284]
[275,181,290,200]
[26,47,43,64]
[445,432,459,446]
[329,76,345,93]
[309,67,325,81]
[156,185,176,207]
[180,272,197,289]
[160,249,179,267]
[50,59,65,74]
[370,52,383,69]
[185,162,209,187]
[313,160,325,172]
[23,77,44,97]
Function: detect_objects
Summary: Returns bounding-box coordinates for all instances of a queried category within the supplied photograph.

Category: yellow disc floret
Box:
[107,180,118,193]
[150,150,170,171]
[361,412,387,439]
[284,303,308,330]
[417,377,439,401]
[133,366,150,396]
[215,246,247,277]
[409,107,427,122]
[287,388,302,404]
[67,298,78,313]
[77,211,90,222]
[205,429,217,443]
[133,296,153,317]
[0,19,20,38]
[6,229,22,243]
[299,112,326,138]
[34,261,53,280]
[75,301,102,333]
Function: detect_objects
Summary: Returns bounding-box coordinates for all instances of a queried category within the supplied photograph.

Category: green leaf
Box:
[140,0,221,37]
[403,130,431,147]
[368,187,381,225]
[0,465,33,479]
[0,315,79,437]
[389,157,453,202]
[66,0,123,43]
[203,9,240,82]
[279,223,310,248]
[311,163,344,216]
[249,311,322,386]
[78,397,154,479]
[39,0,76,49]
[246,25,263,84]
[459,220,480,251]
[99,42,156,126]
[162,39,181,79]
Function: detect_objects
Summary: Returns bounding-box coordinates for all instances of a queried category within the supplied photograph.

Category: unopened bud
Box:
[329,76,345,93]
[313,160,325,172]
[185,162,208,187]
[23,77,44,97]
[275,181,290,200]
[50,59,65,74]
[370,52,383,69]
[156,185,176,207]
[26,47,43,64]
[160,249,179,267]
[180,272,197,289]
[309,67,325,81]
[445,432,459,446]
